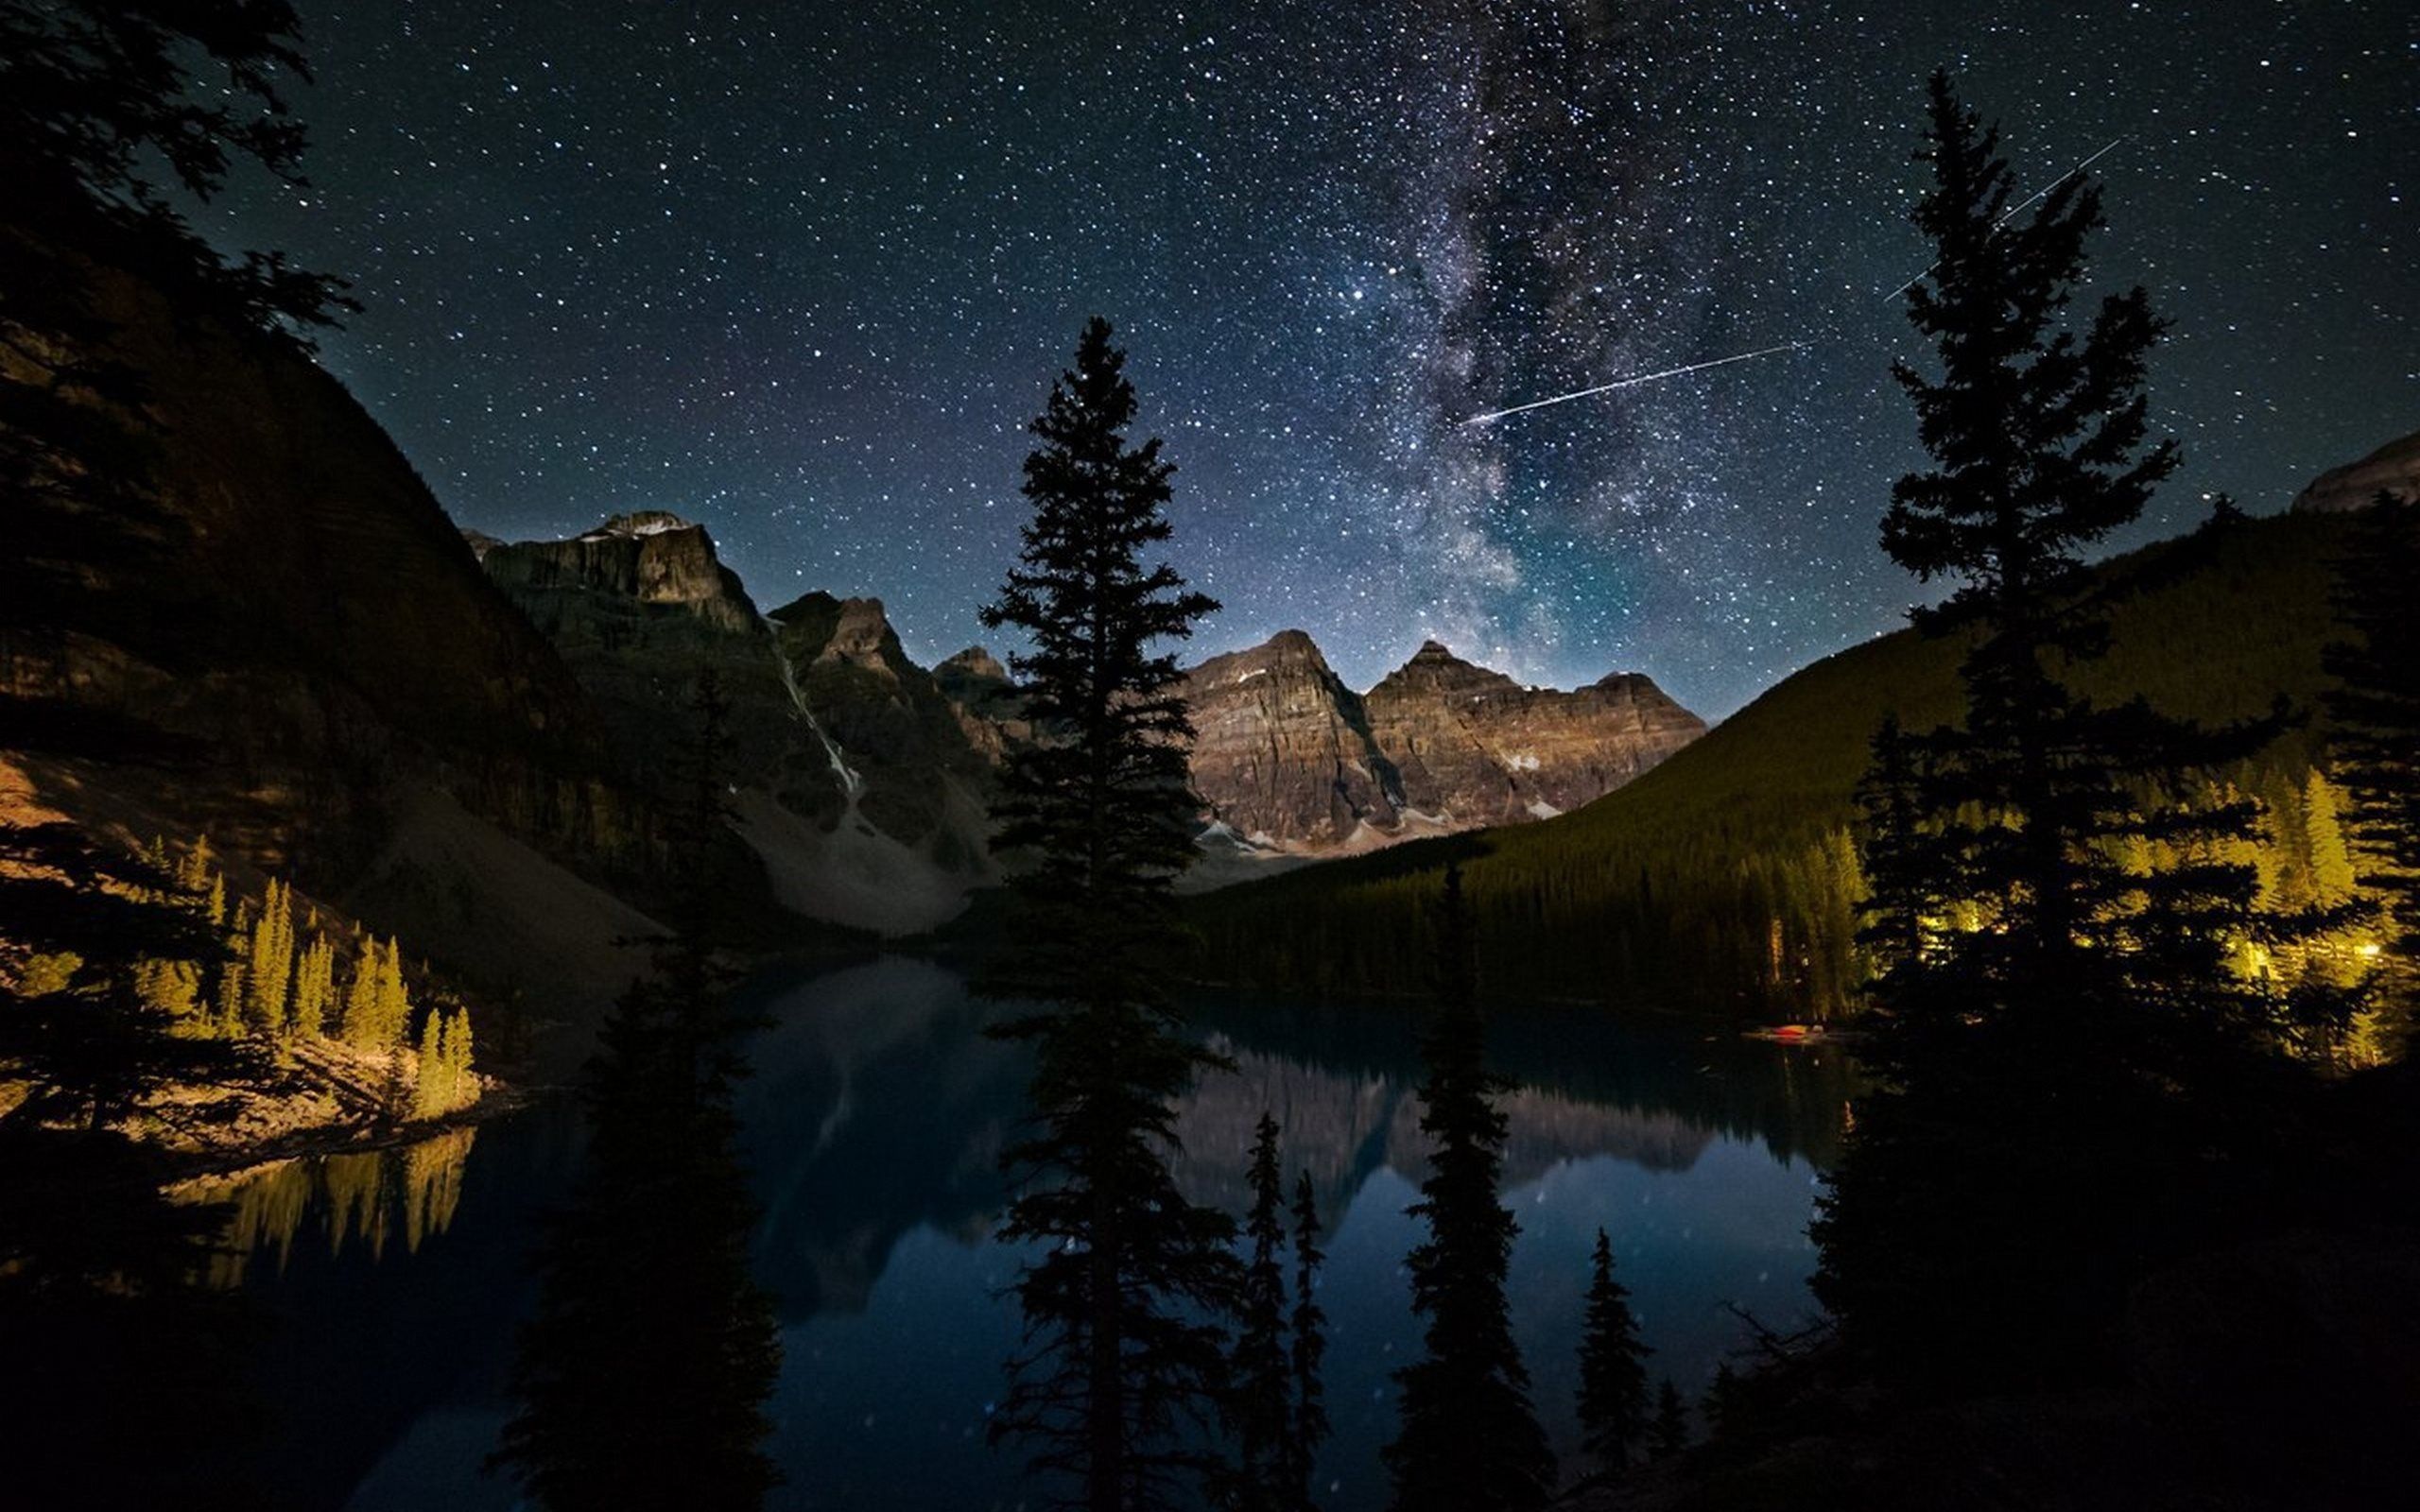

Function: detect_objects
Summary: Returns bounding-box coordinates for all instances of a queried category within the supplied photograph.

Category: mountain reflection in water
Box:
[186,955,1848,1509]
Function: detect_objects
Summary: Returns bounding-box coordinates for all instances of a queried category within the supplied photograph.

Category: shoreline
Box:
[153,1083,548,1187]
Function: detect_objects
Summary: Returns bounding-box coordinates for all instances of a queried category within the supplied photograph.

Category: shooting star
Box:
[1882,134,2129,301]
[1461,342,1804,427]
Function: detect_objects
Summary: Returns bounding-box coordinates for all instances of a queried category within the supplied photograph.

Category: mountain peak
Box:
[479,509,760,632]
[2293,426,2420,513]
[937,645,1008,684]
[585,508,700,540]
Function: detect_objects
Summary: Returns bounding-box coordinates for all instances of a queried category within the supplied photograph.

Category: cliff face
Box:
[477,523,997,934]
[1363,640,1706,827]
[1181,630,1403,849]
[933,646,1033,762]
[2292,428,2420,513]
[479,511,762,633]
[768,593,995,874]
[1179,631,1703,856]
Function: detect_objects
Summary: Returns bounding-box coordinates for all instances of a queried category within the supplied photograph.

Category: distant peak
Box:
[1413,638,1457,660]
[584,509,700,540]
[939,645,1007,679]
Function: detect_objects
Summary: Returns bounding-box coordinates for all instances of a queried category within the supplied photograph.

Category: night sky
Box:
[209,1,2414,717]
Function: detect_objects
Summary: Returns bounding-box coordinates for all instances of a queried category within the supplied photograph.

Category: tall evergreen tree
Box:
[2324,494,2420,1020]
[1386,865,1552,1512]
[978,317,1236,1512]
[1575,1228,1652,1478]
[1814,72,2348,1390]
[496,673,779,1511]
[1283,1170,1329,1512]
[1647,1380,1687,1459]
[1226,1112,1293,1510]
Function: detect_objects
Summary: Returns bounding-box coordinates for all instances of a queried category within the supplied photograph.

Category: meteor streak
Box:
[1461,343,1803,426]
[1882,134,2128,301]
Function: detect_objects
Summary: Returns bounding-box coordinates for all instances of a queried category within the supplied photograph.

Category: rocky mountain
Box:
[1181,630,1406,850]
[1180,630,1703,863]
[2292,426,2420,513]
[479,509,761,632]
[932,646,1033,761]
[1362,639,1705,827]
[475,517,995,935]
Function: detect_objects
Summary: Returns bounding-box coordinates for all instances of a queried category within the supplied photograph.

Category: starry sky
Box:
[208,1,2414,718]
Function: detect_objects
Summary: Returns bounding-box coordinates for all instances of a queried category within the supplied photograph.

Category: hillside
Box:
[0,266,691,1031]
[1184,509,2359,1014]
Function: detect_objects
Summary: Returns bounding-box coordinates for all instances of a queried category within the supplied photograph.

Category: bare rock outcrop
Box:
[2291,426,2420,513]
[1180,629,1403,849]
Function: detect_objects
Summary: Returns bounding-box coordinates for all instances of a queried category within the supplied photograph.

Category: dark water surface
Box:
[192,957,1851,1509]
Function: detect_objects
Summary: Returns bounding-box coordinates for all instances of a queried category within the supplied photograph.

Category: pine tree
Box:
[1386,865,1552,1512]
[1814,72,2347,1391]
[2302,769,2358,908]
[291,936,334,1039]
[340,939,383,1050]
[448,1007,476,1107]
[977,318,1236,1512]
[376,938,412,1048]
[212,959,248,1040]
[411,1011,447,1121]
[245,878,295,1036]
[2325,495,2420,1018]
[1283,1171,1329,1512]
[496,674,779,1511]
[1647,1380,1688,1459]
[1228,1113,1293,1511]
[1575,1228,1652,1477]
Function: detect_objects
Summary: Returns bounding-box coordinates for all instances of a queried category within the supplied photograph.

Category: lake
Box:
[182,956,1851,1508]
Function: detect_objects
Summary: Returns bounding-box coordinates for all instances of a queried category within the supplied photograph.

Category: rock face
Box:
[768,593,994,873]
[477,523,996,934]
[2292,427,2420,513]
[1181,630,1403,849]
[1181,631,1703,856]
[1363,640,1705,828]
[480,510,761,633]
[932,646,1032,761]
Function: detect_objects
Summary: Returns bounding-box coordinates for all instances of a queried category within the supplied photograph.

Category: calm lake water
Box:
[188,956,1851,1509]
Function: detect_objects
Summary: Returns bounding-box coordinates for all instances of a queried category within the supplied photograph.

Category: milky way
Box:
[209,1,2414,715]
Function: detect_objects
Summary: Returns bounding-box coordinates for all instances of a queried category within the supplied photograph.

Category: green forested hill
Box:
[1184,509,2357,1015]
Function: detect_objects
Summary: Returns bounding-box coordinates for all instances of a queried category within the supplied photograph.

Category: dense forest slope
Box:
[1184,509,2358,1014]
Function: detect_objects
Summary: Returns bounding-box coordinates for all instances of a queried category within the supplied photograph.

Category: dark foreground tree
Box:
[1283,1170,1330,1512]
[1647,1380,1688,1459]
[1815,72,2352,1391]
[1575,1228,1652,1479]
[980,317,1236,1512]
[1226,1113,1293,1509]
[495,677,780,1511]
[2324,493,2420,1030]
[1386,865,1552,1511]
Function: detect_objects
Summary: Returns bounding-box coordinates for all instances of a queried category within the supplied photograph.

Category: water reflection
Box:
[179,1127,479,1283]
[175,956,1847,1510]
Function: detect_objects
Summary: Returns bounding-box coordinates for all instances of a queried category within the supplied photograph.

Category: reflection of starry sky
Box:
[213,2,2412,715]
